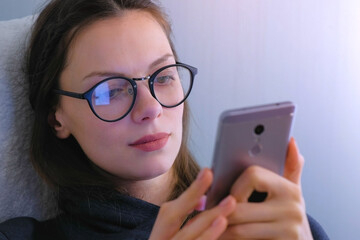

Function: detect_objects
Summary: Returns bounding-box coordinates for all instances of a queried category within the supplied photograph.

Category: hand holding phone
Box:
[206,101,295,209]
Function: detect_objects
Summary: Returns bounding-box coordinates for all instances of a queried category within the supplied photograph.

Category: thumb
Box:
[283,137,304,185]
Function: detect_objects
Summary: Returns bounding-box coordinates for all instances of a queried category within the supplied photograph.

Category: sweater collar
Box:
[59,188,160,233]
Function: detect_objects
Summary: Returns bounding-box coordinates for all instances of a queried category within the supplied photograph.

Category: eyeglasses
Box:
[53,62,197,122]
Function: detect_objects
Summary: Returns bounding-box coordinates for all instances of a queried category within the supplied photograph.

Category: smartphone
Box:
[206,101,295,209]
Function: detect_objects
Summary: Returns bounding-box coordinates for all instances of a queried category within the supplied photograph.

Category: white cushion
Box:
[0,15,57,222]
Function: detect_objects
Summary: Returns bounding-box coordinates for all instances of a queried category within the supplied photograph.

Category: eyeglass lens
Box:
[90,65,192,121]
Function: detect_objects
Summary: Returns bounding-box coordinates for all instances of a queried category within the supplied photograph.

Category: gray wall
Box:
[0,0,46,20]
[2,0,360,239]
[162,1,360,239]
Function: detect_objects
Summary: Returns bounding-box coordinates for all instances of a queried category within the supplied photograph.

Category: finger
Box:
[174,168,213,214]
[196,216,228,240]
[220,222,283,240]
[283,137,304,185]
[227,201,282,224]
[174,196,236,240]
[230,166,284,202]
[149,168,213,239]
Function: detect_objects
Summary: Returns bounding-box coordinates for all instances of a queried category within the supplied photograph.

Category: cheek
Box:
[72,120,116,158]
[59,97,120,156]
[71,120,129,175]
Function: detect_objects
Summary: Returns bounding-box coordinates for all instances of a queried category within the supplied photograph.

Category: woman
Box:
[0,0,328,239]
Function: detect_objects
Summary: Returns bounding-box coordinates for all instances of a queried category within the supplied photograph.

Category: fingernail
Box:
[219,195,232,207]
[195,195,207,211]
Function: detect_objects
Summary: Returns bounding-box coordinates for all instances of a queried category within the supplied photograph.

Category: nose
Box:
[130,82,162,123]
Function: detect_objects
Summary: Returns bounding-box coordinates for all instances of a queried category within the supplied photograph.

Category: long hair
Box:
[27,0,199,201]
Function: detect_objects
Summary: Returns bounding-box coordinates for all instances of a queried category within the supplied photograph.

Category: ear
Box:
[48,108,71,139]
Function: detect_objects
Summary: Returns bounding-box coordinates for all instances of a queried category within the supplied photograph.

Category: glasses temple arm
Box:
[53,89,85,99]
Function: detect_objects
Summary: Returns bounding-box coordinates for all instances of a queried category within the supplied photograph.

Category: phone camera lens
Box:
[254,124,264,135]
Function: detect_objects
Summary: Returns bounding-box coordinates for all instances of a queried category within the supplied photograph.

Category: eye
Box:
[93,79,133,106]
[154,67,179,86]
[93,87,124,105]
[108,87,123,98]
[95,85,125,99]
[155,75,174,85]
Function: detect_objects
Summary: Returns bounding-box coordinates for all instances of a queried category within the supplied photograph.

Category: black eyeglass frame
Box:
[53,62,197,122]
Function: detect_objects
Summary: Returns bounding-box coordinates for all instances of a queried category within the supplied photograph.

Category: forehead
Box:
[64,10,173,78]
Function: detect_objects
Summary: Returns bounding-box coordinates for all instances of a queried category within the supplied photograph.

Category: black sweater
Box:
[0,190,329,240]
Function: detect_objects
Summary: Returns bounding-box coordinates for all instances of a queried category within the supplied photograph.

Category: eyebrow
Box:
[82,53,175,81]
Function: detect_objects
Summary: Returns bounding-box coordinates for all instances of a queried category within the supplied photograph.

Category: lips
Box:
[129,132,170,152]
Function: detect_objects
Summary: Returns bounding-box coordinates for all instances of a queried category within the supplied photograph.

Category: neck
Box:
[116,169,174,206]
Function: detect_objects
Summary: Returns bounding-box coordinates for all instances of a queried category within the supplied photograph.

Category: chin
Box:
[140,161,173,180]
[135,147,178,180]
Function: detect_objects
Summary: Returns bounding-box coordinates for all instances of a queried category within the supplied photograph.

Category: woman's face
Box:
[55,11,183,182]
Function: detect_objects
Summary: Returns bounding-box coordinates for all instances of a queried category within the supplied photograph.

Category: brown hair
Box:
[27,0,199,200]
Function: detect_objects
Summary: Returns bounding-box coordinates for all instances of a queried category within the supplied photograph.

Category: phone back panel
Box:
[206,102,295,208]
